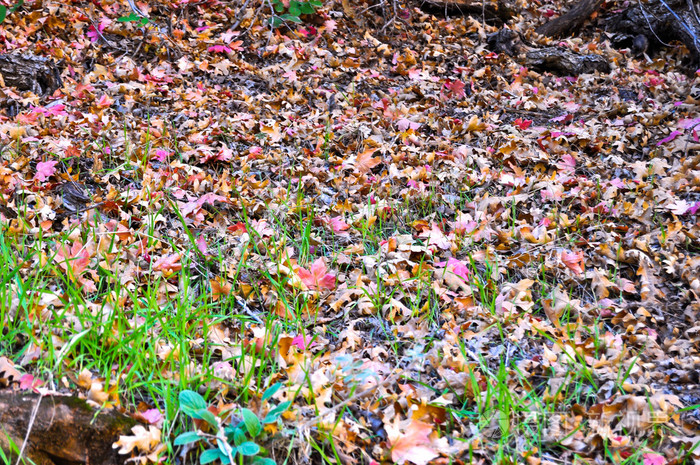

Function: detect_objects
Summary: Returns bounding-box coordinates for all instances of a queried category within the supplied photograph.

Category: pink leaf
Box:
[327,216,350,234]
[196,235,208,255]
[296,258,336,290]
[152,149,170,162]
[208,45,232,54]
[439,257,470,281]
[561,250,585,276]
[34,160,58,182]
[152,254,182,276]
[388,418,440,465]
[96,94,113,109]
[397,118,420,131]
[657,130,682,146]
[323,19,337,34]
[643,453,666,465]
[142,409,164,426]
[292,334,314,351]
[442,79,466,100]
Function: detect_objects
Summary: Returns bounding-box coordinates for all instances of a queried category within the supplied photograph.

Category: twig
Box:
[230,0,253,31]
[15,393,44,465]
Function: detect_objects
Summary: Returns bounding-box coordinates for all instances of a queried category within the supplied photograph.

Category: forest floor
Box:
[0,0,699,464]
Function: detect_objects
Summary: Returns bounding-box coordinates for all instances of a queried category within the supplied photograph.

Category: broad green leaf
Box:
[288,4,301,17]
[300,3,315,14]
[197,409,219,427]
[240,408,261,437]
[233,427,247,446]
[179,390,207,417]
[173,431,201,446]
[262,383,282,402]
[263,401,291,424]
[251,458,276,465]
[238,441,261,456]
[0,6,7,24]
[10,0,23,13]
[280,14,302,23]
[217,441,237,461]
[200,449,225,465]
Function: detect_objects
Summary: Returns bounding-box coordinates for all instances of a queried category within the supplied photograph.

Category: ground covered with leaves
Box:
[0,0,699,464]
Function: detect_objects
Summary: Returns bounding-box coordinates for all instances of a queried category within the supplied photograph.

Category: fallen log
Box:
[535,0,604,37]
[0,53,62,96]
[0,390,137,465]
[525,46,610,75]
[417,0,514,24]
[605,0,700,65]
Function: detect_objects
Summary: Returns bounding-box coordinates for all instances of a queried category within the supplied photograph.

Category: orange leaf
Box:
[561,250,584,276]
[355,148,381,174]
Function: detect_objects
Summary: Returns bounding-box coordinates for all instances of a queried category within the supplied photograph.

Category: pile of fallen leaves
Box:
[0,0,698,463]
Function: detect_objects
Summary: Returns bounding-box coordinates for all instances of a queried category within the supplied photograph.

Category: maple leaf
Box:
[96,94,113,109]
[323,19,337,34]
[354,148,381,174]
[295,258,336,291]
[561,250,584,276]
[325,216,350,235]
[55,241,91,277]
[441,79,466,100]
[513,118,532,130]
[34,160,58,182]
[387,418,440,465]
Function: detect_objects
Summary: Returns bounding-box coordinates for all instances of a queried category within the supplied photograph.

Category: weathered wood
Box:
[535,0,604,37]
[0,53,62,95]
[418,0,514,23]
[525,47,610,75]
[605,0,700,64]
[0,391,137,465]
[487,28,528,56]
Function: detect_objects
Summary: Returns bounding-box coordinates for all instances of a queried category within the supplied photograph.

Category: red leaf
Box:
[513,118,532,130]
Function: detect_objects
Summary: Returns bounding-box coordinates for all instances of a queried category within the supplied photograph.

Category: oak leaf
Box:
[387,418,440,465]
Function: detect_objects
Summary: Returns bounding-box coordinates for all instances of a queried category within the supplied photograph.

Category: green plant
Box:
[269,0,323,27]
[117,12,149,27]
[175,385,291,464]
[0,1,23,24]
